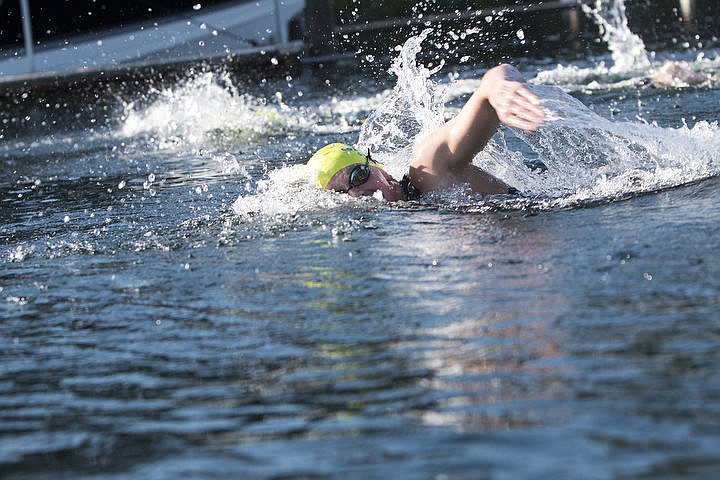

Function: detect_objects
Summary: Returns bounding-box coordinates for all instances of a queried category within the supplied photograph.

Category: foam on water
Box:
[118,71,312,149]
[230,162,385,236]
[103,8,716,226]
[115,69,396,150]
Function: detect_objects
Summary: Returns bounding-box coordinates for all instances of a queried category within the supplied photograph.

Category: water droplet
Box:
[193,3,201,10]
[63,216,70,223]
[516,29,525,40]
[118,180,126,189]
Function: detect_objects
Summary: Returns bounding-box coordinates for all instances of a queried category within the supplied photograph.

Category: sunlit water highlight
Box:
[2,12,720,480]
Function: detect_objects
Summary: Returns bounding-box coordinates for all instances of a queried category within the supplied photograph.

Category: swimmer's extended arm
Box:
[409,64,544,193]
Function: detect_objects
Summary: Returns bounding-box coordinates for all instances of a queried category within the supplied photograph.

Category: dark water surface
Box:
[2,38,720,479]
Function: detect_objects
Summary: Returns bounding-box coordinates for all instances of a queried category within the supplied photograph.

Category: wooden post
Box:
[20,0,35,73]
[304,0,336,56]
[679,0,695,24]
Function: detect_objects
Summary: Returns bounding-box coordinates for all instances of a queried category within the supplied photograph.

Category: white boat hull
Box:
[0,0,305,83]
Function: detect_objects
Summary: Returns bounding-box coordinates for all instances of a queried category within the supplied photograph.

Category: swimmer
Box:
[650,60,707,87]
[307,64,545,201]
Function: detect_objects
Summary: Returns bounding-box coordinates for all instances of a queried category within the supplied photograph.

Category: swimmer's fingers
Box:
[489,79,545,131]
[504,86,544,132]
[515,85,542,106]
[511,86,544,115]
[505,113,542,132]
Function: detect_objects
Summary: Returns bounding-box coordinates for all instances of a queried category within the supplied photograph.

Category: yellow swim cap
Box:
[306,143,383,188]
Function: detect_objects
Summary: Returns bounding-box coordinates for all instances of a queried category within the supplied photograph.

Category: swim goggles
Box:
[347,149,373,191]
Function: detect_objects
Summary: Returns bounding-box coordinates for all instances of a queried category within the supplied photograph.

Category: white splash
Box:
[582,0,651,74]
[534,0,650,87]
[230,163,377,229]
[536,0,718,90]
[485,85,720,202]
[232,29,720,223]
[358,31,720,205]
[7,244,35,262]
[357,29,448,180]
[118,71,308,148]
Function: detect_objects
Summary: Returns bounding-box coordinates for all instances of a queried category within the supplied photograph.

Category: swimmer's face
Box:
[325,164,404,201]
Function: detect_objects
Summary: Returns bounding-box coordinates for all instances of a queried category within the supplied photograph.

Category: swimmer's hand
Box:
[484,64,544,132]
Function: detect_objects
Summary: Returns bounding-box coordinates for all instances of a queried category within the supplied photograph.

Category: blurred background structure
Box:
[0,0,305,84]
[0,0,717,86]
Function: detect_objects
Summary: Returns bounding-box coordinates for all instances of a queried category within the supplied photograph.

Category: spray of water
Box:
[357,29,448,180]
[228,27,720,223]
[582,0,651,74]
[535,0,650,86]
[535,0,715,89]
[118,71,308,149]
[355,30,720,208]
[230,162,383,237]
[507,85,720,205]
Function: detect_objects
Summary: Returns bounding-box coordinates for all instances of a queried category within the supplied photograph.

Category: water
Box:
[582,0,652,74]
[2,6,720,478]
